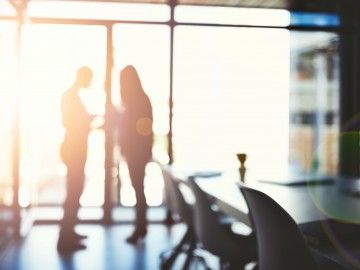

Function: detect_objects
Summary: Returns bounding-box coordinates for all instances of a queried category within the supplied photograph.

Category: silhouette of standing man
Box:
[58,66,93,252]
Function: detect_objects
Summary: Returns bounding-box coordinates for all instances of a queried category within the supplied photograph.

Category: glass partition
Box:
[289,31,339,175]
[27,1,170,22]
[0,3,341,220]
[173,26,290,174]
[19,24,107,208]
[172,25,339,176]
[0,21,17,207]
[175,5,290,26]
[0,1,16,16]
[0,21,17,233]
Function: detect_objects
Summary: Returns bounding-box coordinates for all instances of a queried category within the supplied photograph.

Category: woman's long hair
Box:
[119,65,153,159]
[120,65,147,110]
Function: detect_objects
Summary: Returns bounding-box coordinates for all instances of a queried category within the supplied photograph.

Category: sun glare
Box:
[1,4,313,209]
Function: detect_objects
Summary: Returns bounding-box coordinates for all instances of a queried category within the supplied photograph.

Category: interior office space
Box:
[0,0,359,269]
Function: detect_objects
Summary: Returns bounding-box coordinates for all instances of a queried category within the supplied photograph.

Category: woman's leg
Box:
[127,159,148,231]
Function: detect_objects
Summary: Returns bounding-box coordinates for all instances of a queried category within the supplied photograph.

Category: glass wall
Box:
[0,21,17,207]
[175,5,290,26]
[289,32,339,175]
[0,21,17,233]
[172,26,339,177]
[19,24,107,207]
[173,26,290,175]
[0,3,341,216]
[26,1,170,22]
[0,1,16,16]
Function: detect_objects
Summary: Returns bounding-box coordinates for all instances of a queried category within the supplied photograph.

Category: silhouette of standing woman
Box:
[58,66,93,252]
[119,65,153,243]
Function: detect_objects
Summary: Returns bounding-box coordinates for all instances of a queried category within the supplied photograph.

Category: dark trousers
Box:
[127,158,148,230]
[60,160,86,238]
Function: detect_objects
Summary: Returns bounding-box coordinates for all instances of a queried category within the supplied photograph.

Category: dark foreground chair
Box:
[160,167,208,270]
[188,177,257,269]
[161,165,177,226]
[239,185,346,270]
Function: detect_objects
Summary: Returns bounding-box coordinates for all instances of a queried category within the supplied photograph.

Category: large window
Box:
[0,3,341,219]
[289,32,339,175]
[175,5,290,26]
[0,21,17,231]
[26,1,170,22]
[173,26,290,175]
[0,21,17,207]
[172,26,339,176]
[19,24,107,207]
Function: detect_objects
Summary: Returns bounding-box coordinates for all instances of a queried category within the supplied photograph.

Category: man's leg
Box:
[58,162,86,250]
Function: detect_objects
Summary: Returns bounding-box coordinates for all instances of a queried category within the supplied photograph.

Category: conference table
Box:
[164,165,360,269]
[164,165,360,228]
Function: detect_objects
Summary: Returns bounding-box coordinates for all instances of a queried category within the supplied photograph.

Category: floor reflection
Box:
[0,224,219,270]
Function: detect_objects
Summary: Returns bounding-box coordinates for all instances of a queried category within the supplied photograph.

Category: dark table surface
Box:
[165,165,360,269]
[166,165,360,226]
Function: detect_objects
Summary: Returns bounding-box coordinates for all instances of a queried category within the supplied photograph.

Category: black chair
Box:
[161,165,177,226]
[239,185,346,270]
[188,177,257,269]
[160,167,207,270]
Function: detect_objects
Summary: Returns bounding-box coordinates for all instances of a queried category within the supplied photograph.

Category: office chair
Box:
[188,177,257,269]
[160,167,209,270]
[239,185,346,270]
[162,165,177,225]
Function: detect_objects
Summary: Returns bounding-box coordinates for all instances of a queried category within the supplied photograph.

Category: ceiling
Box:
[135,0,338,12]
[28,0,340,12]
[178,0,289,9]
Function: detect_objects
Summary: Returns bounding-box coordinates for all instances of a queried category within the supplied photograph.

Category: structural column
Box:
[9,0,28,238]
[339,0,360,177]
[103,24,114,224]
[168,0,176,164]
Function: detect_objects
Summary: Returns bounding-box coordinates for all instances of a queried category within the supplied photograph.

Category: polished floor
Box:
[3,223,360,270]
[0,224,219,270]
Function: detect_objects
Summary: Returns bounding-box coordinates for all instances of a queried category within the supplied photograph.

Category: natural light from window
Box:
[173,26,290,176]
[0,4,294,209]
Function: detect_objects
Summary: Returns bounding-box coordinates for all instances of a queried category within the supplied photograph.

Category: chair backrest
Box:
[161,167,193,226]
[239,185,319,270]
[161,166,177,214]
[188,177,233,255]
